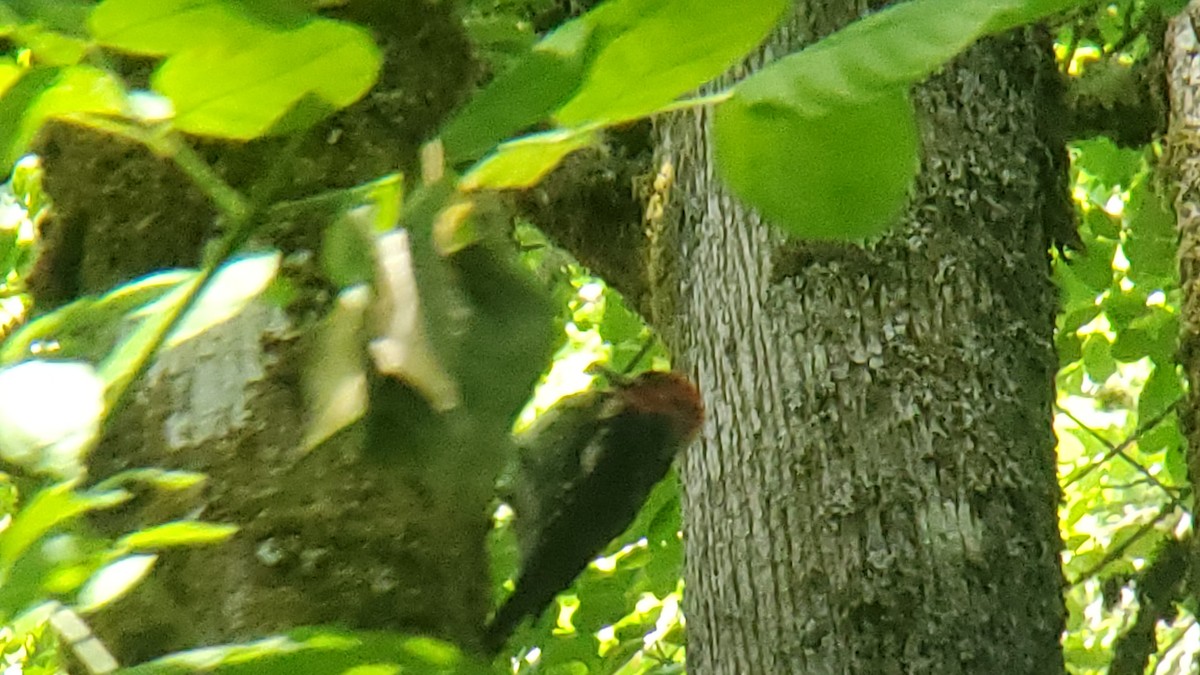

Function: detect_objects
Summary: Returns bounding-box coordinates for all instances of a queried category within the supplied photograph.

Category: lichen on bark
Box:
[654,8,1067,674]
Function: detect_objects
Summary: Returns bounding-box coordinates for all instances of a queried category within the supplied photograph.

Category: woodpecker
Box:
[484,370,704,654]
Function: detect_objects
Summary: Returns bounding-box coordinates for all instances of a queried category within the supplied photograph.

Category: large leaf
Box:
[88,0,309,56]
[712,0,1045,238]
[731,0,1021,115]
[149,19,380,138]
[714,88,918,239]
[4,0,91,35]
[552,0,787,127]
[0,66,126,170]
[441,0,786,162]
[0,269,189,365]
[440,19,593,162]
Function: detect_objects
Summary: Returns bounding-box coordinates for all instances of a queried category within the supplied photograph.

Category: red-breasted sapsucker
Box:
[484,370,704,654]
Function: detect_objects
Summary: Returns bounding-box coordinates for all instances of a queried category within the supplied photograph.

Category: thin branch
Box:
[1059,403,1180,498]
[1068,505,1177,587]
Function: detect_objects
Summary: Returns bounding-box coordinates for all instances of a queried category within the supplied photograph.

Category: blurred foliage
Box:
[118,628,493,675]
[0,155,44,342]
[1055,137,1194,673]
[1048,2,1197,672]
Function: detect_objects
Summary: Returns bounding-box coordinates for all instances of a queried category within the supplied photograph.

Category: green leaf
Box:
[16,26,89,65]
[75,553,157,611]
[0,269,189,365]
[1081,207,1118,240]
[322,209,376,288]
[303,287,368,451]
[709,0,1075,237]
[442,0,786,162]
[92,467,208,493]
[733,0,1019,114]
[0,482,129,583]
[714,88,918,239]
[1102,287,1149,332]
[118,521,238,550]
[150,19,380,139]
[17,64,125,157]
[552,0,787,127]
[0,65,126,170]
[5,0,91,35]
[1124,181,1178,288]
[1070,138,1142,194]
[88,0,300,56]
[1138,363,1182,423]
[460,128,598,191]
[0,67,59,166]
[1162,426,1188,486]
[99,253,279,404]
[118,628,492,675]
[440,19,592,162]
[1080,333,1115,384]
[449,236,561,438]
[1060,238,1116,295]
[160,252,280,347]
[985,1,1102,42]
[1138,418,1182,477]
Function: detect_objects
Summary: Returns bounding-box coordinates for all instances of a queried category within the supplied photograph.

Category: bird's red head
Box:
[617,371,704,445]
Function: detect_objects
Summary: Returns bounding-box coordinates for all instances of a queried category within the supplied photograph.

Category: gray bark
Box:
[655,6,1066,673]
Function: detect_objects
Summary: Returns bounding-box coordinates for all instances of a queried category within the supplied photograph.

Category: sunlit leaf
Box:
[0,361,105,477]
[0,270,189,365]
[552,0,787,127]
[1080,333,1115,384]
[118,522,238,551]
[442,0,785,162]
[0,482,129,581]
[1138,362,1183,423]
[150,19,380,139]
[118,628,492,675]
[93,467,208,492]
[460,128,598,192]
[709,0,1081,238]
[17,27,89,65]
[440,20,591,162]
[75,553,157,611]
[161,253,281,347]
[89,0,296,56]
[99,253,279,404]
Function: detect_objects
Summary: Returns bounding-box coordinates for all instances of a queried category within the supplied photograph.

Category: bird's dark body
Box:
[484,371,703,654]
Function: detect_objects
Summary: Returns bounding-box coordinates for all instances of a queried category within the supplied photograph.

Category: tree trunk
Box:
[1167,0,1200,624]
[655,6,1067,673]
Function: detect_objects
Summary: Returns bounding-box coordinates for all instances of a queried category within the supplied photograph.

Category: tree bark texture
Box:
[1166,0,1200,615]
[655,5,1067,673]
[24,0,489,663]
